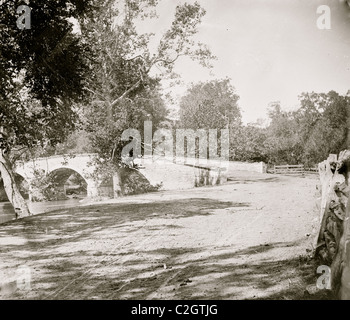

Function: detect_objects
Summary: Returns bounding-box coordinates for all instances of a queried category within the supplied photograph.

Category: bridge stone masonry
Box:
[134,156,266,190]
[14,154,101,198]
[13,153,267,201]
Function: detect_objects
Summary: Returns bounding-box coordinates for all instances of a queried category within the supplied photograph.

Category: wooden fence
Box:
[316,151,350,299]
[273,164,318,174]
[274,164,304,174]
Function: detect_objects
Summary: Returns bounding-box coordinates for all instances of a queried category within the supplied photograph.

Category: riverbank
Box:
[0,171,334,299]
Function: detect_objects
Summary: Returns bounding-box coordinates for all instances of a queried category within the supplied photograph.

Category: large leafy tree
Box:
[179,79,241,130]
[264,102,303,165]
[230,125,268,162]
[261,92,349,166]
[0,0,93,217]
[294,91,349,166]
[178,79,241,161]
[81,0,215,196]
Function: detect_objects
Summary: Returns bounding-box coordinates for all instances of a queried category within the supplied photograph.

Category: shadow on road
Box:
[0,197,333,300]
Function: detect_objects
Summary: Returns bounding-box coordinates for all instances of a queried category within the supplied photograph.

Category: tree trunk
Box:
[0,152,31,219]
[112,169,123,198]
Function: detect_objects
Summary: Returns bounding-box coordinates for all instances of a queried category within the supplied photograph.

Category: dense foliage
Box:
[0,0,93,154]
[178,84,349,166]
[233,91,350,166]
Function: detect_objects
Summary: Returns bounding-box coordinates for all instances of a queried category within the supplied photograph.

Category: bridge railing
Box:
[14,154,99,168]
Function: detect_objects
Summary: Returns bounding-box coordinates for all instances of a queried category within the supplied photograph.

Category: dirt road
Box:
[0,171,333,299]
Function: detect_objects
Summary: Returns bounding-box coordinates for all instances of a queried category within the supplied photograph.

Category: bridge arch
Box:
[47,168,88,199]
[14,154,101,199]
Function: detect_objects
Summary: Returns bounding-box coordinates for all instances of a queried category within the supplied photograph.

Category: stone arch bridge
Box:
[14,154,101,198]
[13,154,245,200]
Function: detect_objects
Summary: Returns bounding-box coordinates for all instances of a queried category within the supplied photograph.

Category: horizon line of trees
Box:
[38,79,350,168]
[231,90,349,167]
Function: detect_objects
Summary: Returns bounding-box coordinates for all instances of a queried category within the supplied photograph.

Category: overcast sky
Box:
[139,0,350,124]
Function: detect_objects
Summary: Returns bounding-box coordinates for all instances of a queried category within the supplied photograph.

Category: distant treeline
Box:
[230,91,349,167]
[31,79,350,169]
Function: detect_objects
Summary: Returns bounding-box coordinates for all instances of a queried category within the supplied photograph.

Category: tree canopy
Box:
[0,0,93,153]
[0,0,93,216]
[179,79,241,130]
[230,91,350,166]
[79,0,215,194]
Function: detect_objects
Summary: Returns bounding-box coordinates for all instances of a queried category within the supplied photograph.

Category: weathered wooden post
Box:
[316,151,350,299]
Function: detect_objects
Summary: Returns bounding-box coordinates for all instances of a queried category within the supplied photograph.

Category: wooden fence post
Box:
[316,151,350,299]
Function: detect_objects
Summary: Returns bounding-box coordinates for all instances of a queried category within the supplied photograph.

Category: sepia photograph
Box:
[1,0,350,305]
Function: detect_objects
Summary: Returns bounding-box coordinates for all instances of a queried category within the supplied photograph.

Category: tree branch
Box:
[110,79,142,109]
[154,53,183,66]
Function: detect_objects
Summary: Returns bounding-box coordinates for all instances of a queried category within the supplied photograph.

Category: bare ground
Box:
[0,171,335,300]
